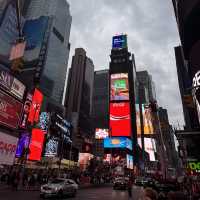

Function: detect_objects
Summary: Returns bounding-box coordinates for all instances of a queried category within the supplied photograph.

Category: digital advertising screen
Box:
[126,154,133,169]
[44,138,58,157]
[136,104,141,135]
[112,35,127,49]
[28,88,43,125]
[95,128,109,139]
[39,112,50,131]
[104,137,132,150]
[110,102,131,136]
[78,153,94,170]
[110,73,129,101]
[28,129,45,161]
[15,133,30,158]
[138,138,156,161]
[142,105,154,135]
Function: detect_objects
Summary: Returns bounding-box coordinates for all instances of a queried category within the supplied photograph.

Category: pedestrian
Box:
[127,178,133,199]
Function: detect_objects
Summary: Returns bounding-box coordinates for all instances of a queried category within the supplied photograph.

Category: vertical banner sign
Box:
[20,93,32,128]
[28,89,43,125]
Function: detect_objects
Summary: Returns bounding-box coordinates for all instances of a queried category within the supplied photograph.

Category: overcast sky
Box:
[67,0,184,127]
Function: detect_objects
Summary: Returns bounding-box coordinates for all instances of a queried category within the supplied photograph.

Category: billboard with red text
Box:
[110,102,131,136]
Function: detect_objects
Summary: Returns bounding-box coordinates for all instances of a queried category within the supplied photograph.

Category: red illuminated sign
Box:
[110,102,131,136]
[28,89,43,125]
[28,129,45,161]
[0,90,23,129]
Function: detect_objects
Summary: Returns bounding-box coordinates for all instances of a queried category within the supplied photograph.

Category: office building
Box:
[92,70,109,157]
[174,46,199,130]
[65,48,94,151]
[15,0,72,104]
[136,71,156,102]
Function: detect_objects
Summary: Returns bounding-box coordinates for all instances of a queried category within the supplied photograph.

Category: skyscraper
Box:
[65,48,94,151]
[174,46,199,130]
[136,71,156,102]
[18,0,72,104]
[92,70,109,157]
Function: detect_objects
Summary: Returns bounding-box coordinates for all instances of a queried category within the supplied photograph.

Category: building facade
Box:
[92,70,109,157]
[136,71,156,103]
[65,48,94,152]
[17,0,71,104]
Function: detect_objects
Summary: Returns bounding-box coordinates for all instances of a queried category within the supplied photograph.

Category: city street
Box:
[0,185,144,200]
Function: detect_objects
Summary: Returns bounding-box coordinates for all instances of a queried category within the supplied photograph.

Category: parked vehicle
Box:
[113,177,129,190]
[40,178,78,198]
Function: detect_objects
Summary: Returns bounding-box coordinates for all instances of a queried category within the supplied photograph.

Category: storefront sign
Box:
[0,70,25,100]
[20,93,32,129]
[0,132,18,165]
[0,90,23,129]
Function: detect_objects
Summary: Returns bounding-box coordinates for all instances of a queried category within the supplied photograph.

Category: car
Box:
[40,178,78,199]
[135,177,146,186]
[113,177,128,190]
[154,182,178,195]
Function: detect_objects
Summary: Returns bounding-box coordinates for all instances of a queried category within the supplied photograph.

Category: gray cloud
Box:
[67,0,184,127]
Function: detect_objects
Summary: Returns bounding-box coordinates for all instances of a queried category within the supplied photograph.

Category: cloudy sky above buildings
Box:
[67,0,183,127]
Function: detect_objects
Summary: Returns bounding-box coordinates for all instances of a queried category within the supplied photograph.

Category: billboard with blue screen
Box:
[23,16,49,61]
[104,137,132,150]
[112,35,127,49]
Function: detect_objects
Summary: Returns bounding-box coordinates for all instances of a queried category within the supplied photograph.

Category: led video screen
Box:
[142,105,154,135]
[110,73,129,101]
[126,154,133,169]
[104,137,132,150]
[44,138,58,157]
[28,129,45,161]
[95,128,109,139]
[110,102,131,136]
[15,133,30,158]
[136,104,141,135]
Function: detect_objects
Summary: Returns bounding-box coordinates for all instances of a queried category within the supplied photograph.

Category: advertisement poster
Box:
[110,102,131,136]
[142,105,154,135]
[110,73,129,101]
[112,35,127,49]
[15,133,30,158]
[0,131,18,165]
[95,128,109,139]
[126,154,133,169]
[104,137,132,150]
[28,129,45,161]
[78,153,94,170]
[39,112,50,131]
[0,90,23,129]
[136,104,141,135]
[138,138,156,161]
[0,70,25,100]
[28,88,43,125]
[44,138,58,157]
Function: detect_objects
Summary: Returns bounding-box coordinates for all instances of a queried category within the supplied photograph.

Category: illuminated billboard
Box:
[110,102,131,136]
[110,73,129,101]
[138,138,156,161]
[15,133,30,158]
[78,153,94,170]
[28,129,45,161]
[142,105,154,135]
[112,35,127,49]
[95,128,109,139]
[104,137,132,150]
[136,104,141,135]
[28,88,43,125]
[126,154,133,169]
[44,138,58,157]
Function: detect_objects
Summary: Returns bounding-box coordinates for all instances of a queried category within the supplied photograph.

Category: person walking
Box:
[127,178,133,199]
